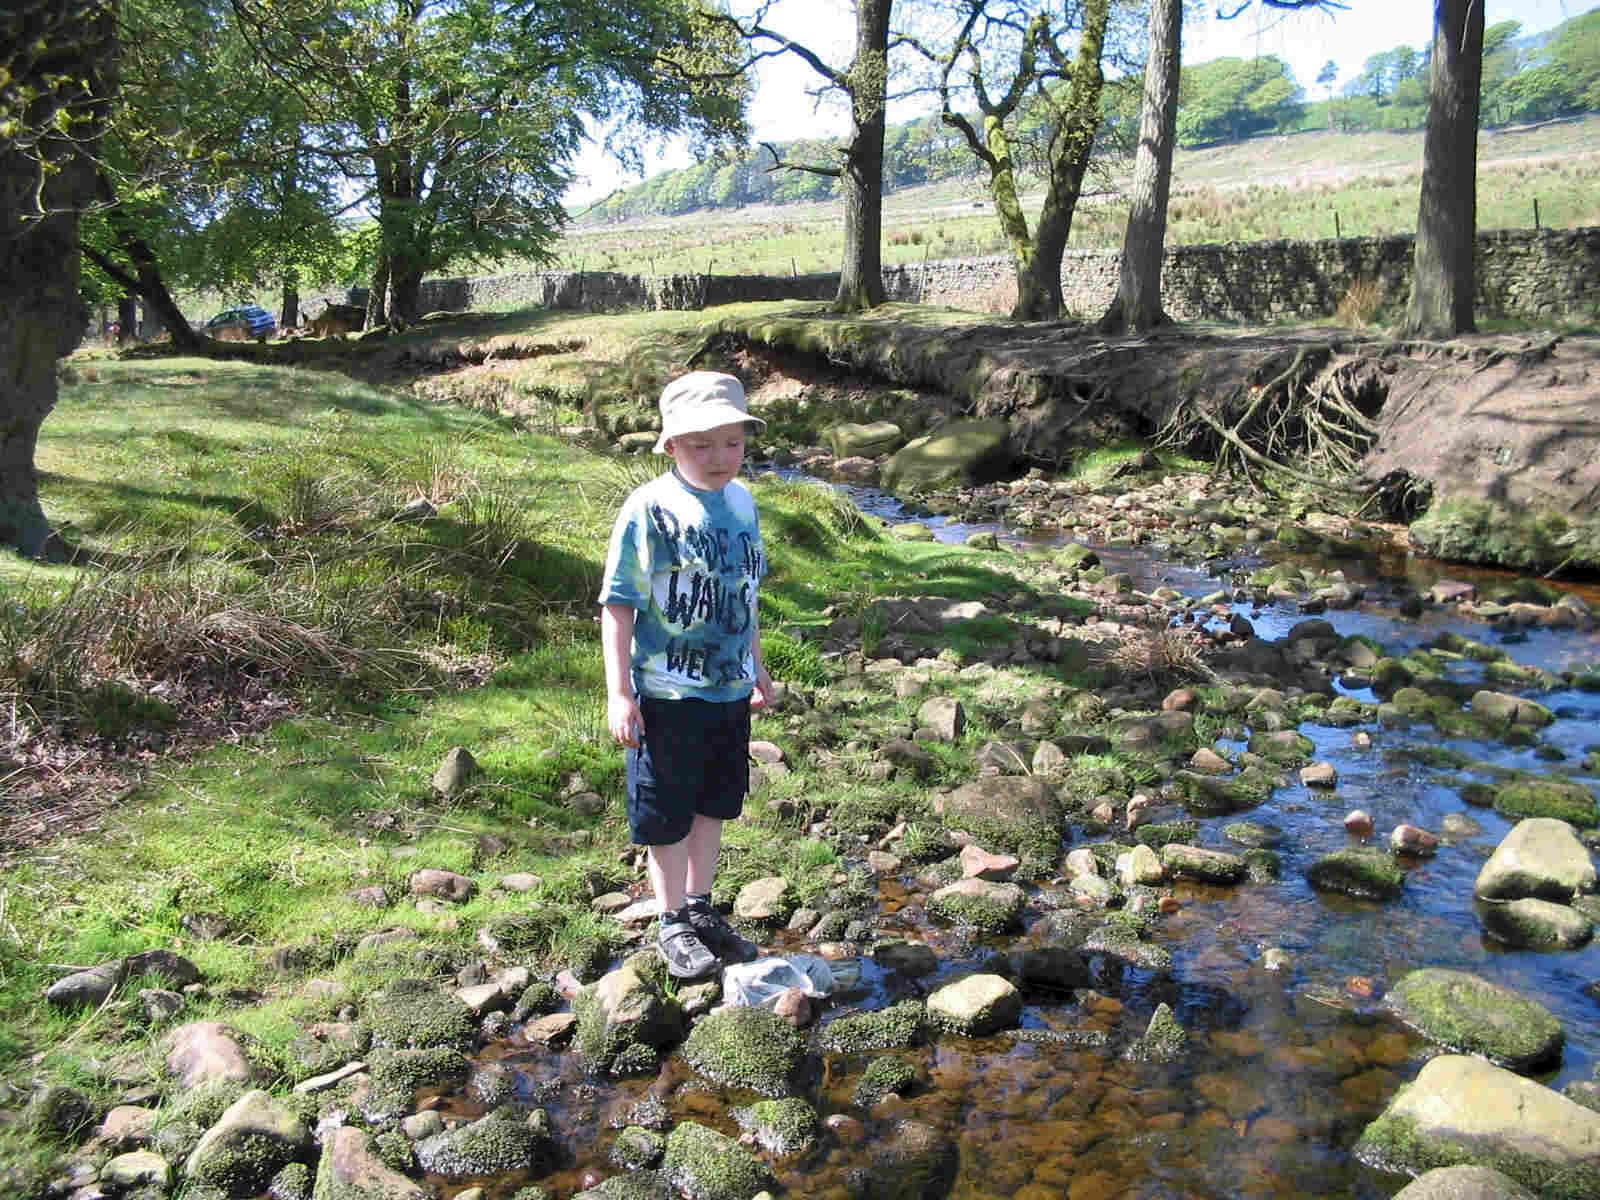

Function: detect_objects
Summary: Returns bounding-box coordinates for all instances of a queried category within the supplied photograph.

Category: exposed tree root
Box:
[1157,341,1385,498]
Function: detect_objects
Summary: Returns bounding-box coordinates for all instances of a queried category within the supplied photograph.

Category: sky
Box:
[565,0,1587,206]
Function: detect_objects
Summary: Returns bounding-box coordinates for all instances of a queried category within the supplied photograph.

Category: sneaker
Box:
[685,898,758,964]
[657,918,718,980]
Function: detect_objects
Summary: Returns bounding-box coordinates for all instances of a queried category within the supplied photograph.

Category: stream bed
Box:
[445,475,1600,1200]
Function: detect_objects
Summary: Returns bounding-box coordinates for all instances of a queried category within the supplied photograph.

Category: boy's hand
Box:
[609,693,642,748]
[750,665,777,711]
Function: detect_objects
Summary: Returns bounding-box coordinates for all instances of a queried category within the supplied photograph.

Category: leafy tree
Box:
[1499,65,1581,124]
[1,0,118,557]
[722,0,896,311]
[1549,8,1600,112]
[1176,55,1302,145]
[1405,0,1483,337]
[922,0,1113,320]
[229,0,748,323]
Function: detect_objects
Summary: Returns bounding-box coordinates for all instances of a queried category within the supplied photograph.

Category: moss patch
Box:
[681,1006,808,1098]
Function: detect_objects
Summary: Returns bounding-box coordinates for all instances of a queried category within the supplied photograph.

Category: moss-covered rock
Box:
[926,878,1025,933]
[733,1097,821,1155]
[925,974,1021,1037]
[414,1109,553,1177]
[1160,844,1247,885]
[1382,968,1564,1072]
[931,775,1064,861]
[1082,919,1172,971]
[1134,821,1198,849]
[573,954,685,1075]
[1479,898,1595,951]
[663,1121,774,1200]
[880,420,1013,494]
[362,1047,471,1125]
[25,1084,94,1140]
[842,1118,958,1200]
[312,1126,427,1200]
[1247,731,1315,766]
[609,1125,665,1170]
[852,1058,917,1109]
[185,1089,314,1198]
[1125,1002,1187,1063]
[1355,1055,1600,1198]
[681,1006,807,1097]
[1492,778,1598,827]
[364,979,476,1052]
[1306,849,1405,900]
[816,1000,926,1053]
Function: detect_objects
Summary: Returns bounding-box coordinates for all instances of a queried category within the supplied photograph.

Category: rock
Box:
[45,963,123,1010]
[609,1124,667,1170]
[733,876,791,924]
[1248,730,1315,765]
[365,979,476,1051]
[842,1118,958,1200]
[409,868,476,902]
[1118,844,1166,887]
[871,941,939,977]
[1383,968,1564,1072]
[1355,1056,1600,1195]
[732,1097,819,1157]
[879,739,939,779]
[415,1110,551,1177]
[682,1006,808,1097]
[97,1105,159,1150]
[432,745,478,796]
[1392,1166,1538,1200]
[663,1121,774,1200]
[139,988,184,1024]
[926,878,1025,933]
[25,1084,93,1138]
[1306,849,1405,900]
[1391,824,1440,857]
[165,1022,261,1088]
[772,987,815,1028]
[866,850,903,875]
[916,697,964,742]
[1344,810,1375,837]
[184,1089,313,1196]
[499,872,542,892]
[315,1127,428,1199]
[1126,1002,1187,1063]
[453,982,509,1017]
[1189,747,1232,775]
[958,844,1018,881]
[125,949,201,987]
[926,974,1021,1037]
[825,420,904,459]
[1470,691,1555,729]
[932,775,1063,857]
[1160,844,1246,885]
[573,956,685,1074]
[1300,762,1338,788]
[1491,778,1598,828]
[1479,897,1594,950]
[346,885,389,907]
[880,420,1013,493]
[1475,818,1598,902]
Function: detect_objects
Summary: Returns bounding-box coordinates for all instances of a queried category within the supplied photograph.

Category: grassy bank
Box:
[0,319,1122,1186]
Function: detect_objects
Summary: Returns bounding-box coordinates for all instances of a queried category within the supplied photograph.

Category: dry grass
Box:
[1108,626,1215,685]
[1334,278,1385,327]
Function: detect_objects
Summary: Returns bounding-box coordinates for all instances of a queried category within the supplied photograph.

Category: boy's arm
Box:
[749,606,776,710]
[601,603,642,748]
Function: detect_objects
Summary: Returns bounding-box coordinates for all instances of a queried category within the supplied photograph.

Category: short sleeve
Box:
[597,493,652,609]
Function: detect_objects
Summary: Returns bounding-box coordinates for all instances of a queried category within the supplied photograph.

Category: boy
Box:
[599,371,777,979]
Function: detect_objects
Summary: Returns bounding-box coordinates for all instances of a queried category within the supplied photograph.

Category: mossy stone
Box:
[1383,968,1564,1072]
[733,1097,821,1155]
[609,1126,665,1171]
[681,1006,807,1098]
[1306,849,1405,900]
[816,1000,926,1053]
[365,978,476,1051]
[663,1121,774,1200]
[1493,779,1598,827]
[853,1058,916,1108]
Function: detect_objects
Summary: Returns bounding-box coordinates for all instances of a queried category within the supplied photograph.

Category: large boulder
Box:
[1479,897,1594,950]
[1475,818,1597,902]
[184,1089,313,1197]
[1355,1055,1600,1197]
[826,420,905,459]
[1381,968,1563,1072]
[1392,1165,1538,1200]
[880,420,1013,494]
[313,1127,427,1200]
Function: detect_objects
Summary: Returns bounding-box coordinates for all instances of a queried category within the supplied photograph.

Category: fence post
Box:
[1334,212,1341,239]
[1534,198,1541,230]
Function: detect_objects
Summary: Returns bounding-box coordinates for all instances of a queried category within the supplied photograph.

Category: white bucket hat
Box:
[652,371,765,454]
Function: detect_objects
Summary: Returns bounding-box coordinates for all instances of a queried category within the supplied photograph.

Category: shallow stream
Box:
[453,477,1600,1200]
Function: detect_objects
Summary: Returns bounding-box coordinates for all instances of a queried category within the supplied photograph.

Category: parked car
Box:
[204,304,277,342]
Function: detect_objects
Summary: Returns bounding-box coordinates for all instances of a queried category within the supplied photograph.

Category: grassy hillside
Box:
[546,116,1600,278]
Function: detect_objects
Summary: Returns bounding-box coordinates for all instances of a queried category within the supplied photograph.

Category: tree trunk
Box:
[366,256,390,329]
[117,295,139,342]
[1404,0,1484,338]
[390,267,423,327]
[1013,0,1107,322]
[0,1,117,558]
[834,0,889,312]
[280,277,300,330]
[1099,0,1180,335]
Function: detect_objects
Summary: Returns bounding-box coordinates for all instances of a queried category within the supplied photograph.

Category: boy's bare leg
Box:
[684,815,723,897]
[647,839,690,917]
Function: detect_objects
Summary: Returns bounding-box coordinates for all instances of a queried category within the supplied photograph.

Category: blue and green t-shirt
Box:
[598,470,767,701]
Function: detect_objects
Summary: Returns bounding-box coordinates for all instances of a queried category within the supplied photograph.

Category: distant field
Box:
[543,115,1600,278]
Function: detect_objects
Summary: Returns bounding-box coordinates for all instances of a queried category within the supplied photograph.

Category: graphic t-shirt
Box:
[598,470,767,701]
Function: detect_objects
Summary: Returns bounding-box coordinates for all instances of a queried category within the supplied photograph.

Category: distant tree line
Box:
[580,8,1600,226]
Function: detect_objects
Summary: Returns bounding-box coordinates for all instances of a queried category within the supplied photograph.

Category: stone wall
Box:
[401,226,1598,325]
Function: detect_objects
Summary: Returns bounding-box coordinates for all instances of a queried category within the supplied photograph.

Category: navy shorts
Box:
[626,696,750,846]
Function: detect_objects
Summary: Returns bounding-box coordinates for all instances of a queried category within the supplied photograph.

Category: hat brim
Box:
[652,407,767,455]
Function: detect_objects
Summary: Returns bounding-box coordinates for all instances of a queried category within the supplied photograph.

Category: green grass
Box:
[3,330,1156,1176]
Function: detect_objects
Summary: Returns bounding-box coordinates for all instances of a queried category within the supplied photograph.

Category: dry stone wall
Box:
[402,227,1597,325]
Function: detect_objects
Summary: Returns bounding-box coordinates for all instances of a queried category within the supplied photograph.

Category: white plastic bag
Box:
[721,954,835,1009]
